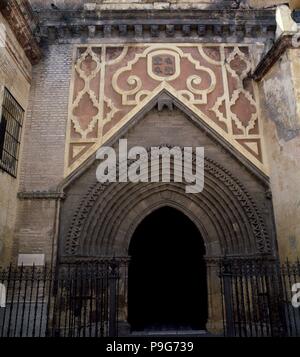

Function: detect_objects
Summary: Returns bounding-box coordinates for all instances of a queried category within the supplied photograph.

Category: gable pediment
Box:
[65,43,267,177]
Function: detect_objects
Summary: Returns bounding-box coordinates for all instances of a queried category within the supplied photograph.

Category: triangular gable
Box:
[64,44,268,178]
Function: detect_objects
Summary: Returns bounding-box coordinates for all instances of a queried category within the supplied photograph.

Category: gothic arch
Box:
[62,152,272,260]
[58,91,276,262]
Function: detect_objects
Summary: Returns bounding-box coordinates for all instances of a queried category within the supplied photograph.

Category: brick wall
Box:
[13,44,72,265]
[19,44,72,191]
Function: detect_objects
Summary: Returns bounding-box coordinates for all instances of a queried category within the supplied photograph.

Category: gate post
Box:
[109,260,118,337]
[221,259,235,337]
[206,258,224,334]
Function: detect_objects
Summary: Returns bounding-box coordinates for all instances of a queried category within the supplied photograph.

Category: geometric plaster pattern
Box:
[66,44,266,176]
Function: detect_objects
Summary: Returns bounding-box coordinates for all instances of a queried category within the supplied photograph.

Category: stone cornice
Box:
[27,0,281,11]
[18,191,65,200]
[0,0,42,64]
[35,8,276,43]
[252,32,297,81]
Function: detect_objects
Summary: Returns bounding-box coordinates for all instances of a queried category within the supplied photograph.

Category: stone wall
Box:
[13,198,58,266]
[0,12,32,265]
[60,106,275,259]
[258,48,300,260]
[28,1,243,11]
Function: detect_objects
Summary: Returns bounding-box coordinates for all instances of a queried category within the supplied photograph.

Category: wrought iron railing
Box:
[1,258,300,337]
[220,258,300,337]
[0,259,128,337]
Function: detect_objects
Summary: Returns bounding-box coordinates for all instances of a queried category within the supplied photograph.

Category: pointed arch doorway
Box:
[128,206,208,332]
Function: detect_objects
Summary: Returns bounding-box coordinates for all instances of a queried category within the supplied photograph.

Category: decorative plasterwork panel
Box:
[65,44,267,176]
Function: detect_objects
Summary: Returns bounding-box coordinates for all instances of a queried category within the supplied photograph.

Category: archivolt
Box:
[63,149,271,258]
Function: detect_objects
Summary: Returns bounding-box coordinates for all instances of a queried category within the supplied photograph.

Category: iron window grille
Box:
[0,88,24,177]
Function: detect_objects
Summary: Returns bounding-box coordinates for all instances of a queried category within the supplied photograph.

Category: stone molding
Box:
[18,191,65,200]
[252,32,297,81]
[0,0,42,64]
[63,148,271,258]
[35,9,276,43]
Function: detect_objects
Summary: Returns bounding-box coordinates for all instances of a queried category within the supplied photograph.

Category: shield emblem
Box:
[152,54,176,77]
[148,50,180,81]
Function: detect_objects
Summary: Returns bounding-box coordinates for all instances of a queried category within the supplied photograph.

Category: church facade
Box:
[0,0,300,335]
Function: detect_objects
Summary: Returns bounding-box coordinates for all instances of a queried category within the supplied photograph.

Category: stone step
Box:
[130,330,214,337]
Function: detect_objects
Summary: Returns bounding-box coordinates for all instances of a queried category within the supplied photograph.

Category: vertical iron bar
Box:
[244,262,253,337]
[26,265,35,336]
[238,263,247,337]
[32,268,41,337]
[109,261,117,337]
[13,265,24,337]
[82,264,86,337]
[38,265,47,337]
[89,265,93,337]
[222,260,235,337]
[45,266,54,337]
[95,262,99,338]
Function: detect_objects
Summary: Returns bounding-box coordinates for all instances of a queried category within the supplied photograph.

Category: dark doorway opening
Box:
[128,206,208,332]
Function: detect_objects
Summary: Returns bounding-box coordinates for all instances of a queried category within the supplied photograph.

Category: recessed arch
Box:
[124,199,210,255]
[127,205,208,330]
[62,151,272,260]
[56,73,278,336]
[58,94,276,262]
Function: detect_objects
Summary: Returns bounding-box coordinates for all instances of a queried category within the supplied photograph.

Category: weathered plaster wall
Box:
[249,0,287,8]
[259,49,300,260]
[0,13,32,265]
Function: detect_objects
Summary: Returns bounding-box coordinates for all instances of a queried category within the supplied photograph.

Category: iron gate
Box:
[220,258,300,337]
[1,258,300,337]
[0,259,128,337]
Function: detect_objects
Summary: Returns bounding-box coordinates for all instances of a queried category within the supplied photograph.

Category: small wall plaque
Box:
[17,254,45,266]
[0,283,6,308]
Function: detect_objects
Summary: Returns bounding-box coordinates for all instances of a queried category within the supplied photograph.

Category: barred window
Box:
[0,89,24,177]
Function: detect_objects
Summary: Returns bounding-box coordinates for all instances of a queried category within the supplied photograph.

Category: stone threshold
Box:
[130,329,214,337]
